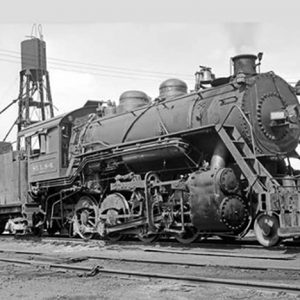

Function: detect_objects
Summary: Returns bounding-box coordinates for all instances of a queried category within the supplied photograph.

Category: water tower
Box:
[17,25,54,149]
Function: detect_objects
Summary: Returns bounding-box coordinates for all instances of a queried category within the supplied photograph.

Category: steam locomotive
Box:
[1,53,300,247]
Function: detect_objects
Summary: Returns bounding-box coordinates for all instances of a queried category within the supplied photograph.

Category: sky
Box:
[0,1,300,145]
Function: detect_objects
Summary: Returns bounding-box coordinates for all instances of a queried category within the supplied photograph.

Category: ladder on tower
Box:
[216,124,279,194]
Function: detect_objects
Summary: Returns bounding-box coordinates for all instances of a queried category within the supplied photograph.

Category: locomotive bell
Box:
[194,66,215,90]
[232,54,257,76]
[199,66,215,83]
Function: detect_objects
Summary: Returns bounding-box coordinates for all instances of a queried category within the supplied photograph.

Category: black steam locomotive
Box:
[1,53,300,247]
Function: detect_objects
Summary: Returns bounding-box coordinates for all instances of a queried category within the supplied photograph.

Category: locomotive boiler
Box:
[1,53,300,247]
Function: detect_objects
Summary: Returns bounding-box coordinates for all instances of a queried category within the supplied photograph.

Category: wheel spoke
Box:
[100,193,129,241]
[74,195,97,240]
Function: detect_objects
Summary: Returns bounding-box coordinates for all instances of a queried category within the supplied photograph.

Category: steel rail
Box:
[0,248,299,272]
[0,234,295,252]
[0,240,293,261]
[2,234,299,250]
[142,247,295,260]
[1,234,299,254]
[0,257,299,293]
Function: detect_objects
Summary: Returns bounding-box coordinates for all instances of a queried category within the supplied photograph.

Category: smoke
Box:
[224,23,261,54]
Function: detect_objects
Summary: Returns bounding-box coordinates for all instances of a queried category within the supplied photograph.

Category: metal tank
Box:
[117,90,150,114]
[159,78,188,99]
[21,38,47,73]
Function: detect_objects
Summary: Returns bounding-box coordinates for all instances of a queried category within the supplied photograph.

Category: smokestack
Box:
[231,54,257,76]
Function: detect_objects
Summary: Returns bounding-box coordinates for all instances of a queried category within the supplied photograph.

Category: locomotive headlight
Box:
[270,111,285,121]
[270,111,286,127]
[270,105,300,129]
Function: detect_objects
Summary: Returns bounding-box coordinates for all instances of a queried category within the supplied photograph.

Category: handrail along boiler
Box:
[1,53,300,247]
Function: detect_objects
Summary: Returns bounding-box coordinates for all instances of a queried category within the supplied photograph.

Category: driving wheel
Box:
[74,195,98,240]
[100,193,129,242]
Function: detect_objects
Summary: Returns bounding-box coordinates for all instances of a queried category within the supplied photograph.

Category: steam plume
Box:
[224,23,261,54]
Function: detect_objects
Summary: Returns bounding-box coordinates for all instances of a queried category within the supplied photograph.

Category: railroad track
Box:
[1,234,299,261]
[0,243,299,273]
[1,232,300,277]
[2,231,299,250]
[0,252,299,295]
[0,233,288,249]
[0,234,295,259]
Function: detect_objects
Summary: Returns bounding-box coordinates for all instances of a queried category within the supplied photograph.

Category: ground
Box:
[0,237,299,300]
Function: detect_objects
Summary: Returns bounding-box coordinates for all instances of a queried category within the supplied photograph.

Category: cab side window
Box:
[39,134,47,154]
[29,133,47,156]
[30,135,40,156]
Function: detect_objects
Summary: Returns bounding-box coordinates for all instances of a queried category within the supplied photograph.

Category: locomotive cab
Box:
[18,105,98,183]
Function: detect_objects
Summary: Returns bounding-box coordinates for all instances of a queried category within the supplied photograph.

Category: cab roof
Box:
[18,103,98,137]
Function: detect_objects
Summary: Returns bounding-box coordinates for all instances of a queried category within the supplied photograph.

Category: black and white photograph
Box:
[0,1,299,299]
